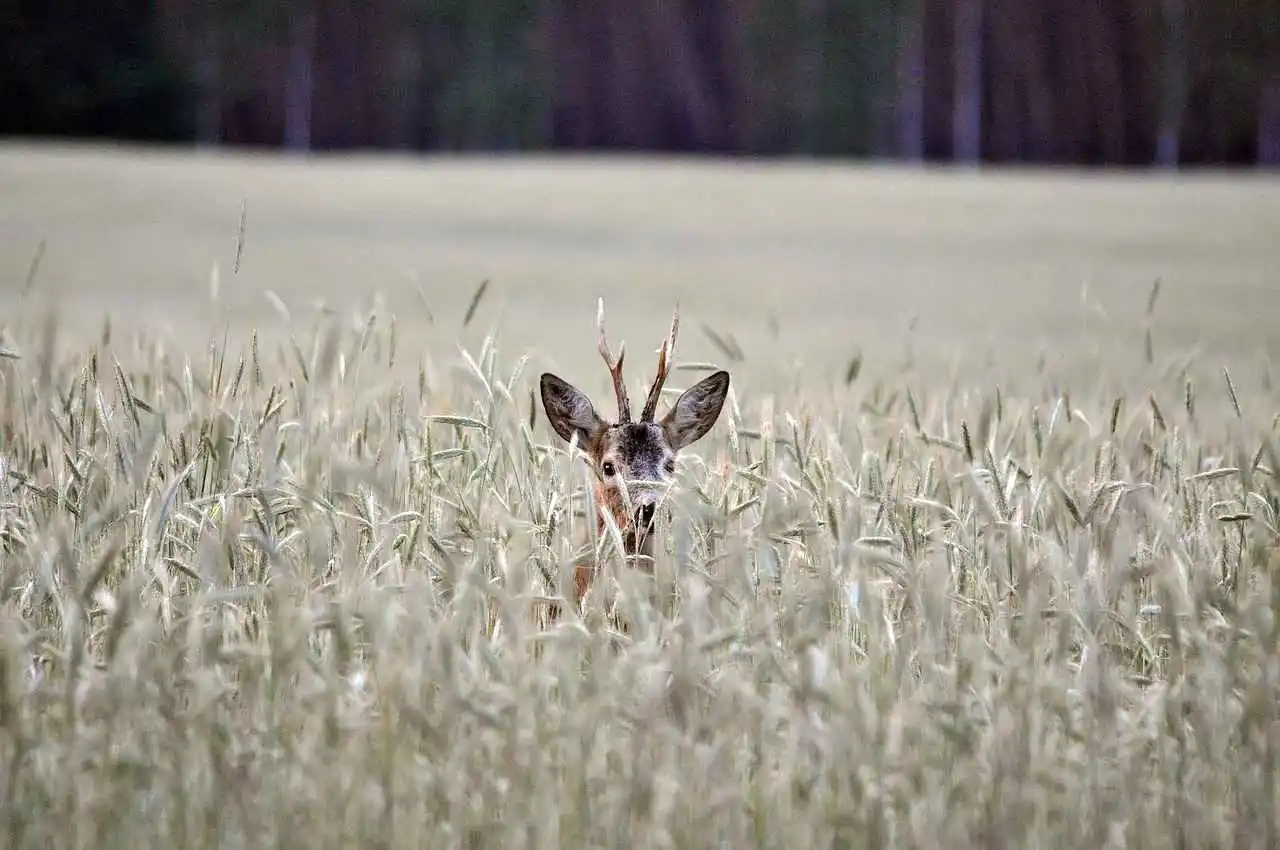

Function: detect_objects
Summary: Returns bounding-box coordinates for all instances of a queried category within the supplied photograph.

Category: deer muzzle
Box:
[635,502,657,532]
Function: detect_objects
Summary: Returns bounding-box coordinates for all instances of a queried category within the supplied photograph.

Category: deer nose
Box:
[636,503,656,530]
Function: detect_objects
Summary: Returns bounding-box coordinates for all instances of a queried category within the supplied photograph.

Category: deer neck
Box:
[593,480,655,564]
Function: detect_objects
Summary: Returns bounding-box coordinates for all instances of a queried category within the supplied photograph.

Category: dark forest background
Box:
[3,0,1279,166]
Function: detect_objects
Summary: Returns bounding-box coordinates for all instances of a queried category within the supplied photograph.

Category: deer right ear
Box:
[540,373,605,448]
[661,370,730,450]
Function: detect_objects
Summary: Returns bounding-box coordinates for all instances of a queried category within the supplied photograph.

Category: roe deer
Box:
[540,299,730,613]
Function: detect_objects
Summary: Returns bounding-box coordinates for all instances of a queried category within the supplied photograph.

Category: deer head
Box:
[540,300,730,570]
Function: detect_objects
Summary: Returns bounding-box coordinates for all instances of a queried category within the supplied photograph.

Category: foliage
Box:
[0,0,194,140]
[419,0,552,150]
[4,0,1280,160]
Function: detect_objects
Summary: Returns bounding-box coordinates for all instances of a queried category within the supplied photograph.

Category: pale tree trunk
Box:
[607,1,653,147]
[895,0,925,161]
[283,3,317,152]
[952,0,984,163]
[984,4,1020,160]
[718,0,752,153]
[797,0,828,154]
[165,3,221,148]
[1085,1,1126,163]
[1020,2,1056,161]
[1258,76,1280,168]
[388,37,422,150]
[1154,0,1187,167]
[194,48,222,147]
[641,0,722,151]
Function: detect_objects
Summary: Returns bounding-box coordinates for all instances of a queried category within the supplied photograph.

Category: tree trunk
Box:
[194,48,222,147]
[1154,0,1187,167]
[1259,76,1280,167]
[388,36,422,150]
[984,0,1021,161]
[952,0,983,162]
[1083,0,1125,163]
[895,0,925,161]
[717,0,752,153]
[605,2,654,148]
[554,2,603,148]
[283,3,317,152]
[797,0,828,154]
[1023,0,1056,161]
[641,0,722,151]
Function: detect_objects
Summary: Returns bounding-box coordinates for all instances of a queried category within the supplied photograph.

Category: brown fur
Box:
[539,303,730,619]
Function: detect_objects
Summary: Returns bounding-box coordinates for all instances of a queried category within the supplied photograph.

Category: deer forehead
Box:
[600,423,672,468]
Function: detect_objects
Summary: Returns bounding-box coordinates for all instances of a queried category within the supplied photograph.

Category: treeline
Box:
[3,0,1279,166]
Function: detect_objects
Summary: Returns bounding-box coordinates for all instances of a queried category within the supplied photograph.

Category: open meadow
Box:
[1,143,1279,848]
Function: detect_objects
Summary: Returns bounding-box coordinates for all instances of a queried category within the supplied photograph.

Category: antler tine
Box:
[596,297,632,422]
[640,304,680,422]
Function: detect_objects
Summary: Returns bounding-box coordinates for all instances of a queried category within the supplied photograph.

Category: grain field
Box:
[1,143,1278,849]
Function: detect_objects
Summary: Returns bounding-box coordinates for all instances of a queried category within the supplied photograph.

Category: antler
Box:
[596,298,632,422]
[640,304,680,422]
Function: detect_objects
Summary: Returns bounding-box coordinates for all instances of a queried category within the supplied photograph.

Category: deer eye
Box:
[602,461,617,477]
[664,460,676,474]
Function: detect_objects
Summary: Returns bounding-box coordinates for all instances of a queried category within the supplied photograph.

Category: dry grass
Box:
[1,144,1279,849]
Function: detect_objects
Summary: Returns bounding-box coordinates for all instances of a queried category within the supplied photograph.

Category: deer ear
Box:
[661,370,730,451]
[540,373,605,448]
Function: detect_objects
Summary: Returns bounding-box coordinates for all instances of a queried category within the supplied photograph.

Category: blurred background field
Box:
[3,143,1278,402]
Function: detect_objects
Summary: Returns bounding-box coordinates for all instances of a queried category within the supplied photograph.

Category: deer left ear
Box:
[540,373,605,449]
[661,370,730,451]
